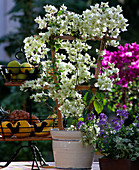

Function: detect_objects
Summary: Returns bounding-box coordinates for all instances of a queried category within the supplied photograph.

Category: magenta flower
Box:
[123,104,127,110]
[115,103,121,108]
[102,42,139,87]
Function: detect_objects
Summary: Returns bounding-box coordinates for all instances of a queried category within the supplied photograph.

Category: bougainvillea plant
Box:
[102,42,139,87]
[102,42,139,114]
[20,2,128,145]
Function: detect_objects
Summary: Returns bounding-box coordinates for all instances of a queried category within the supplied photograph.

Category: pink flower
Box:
[102,42,139,87]
[123,105,127,110]
[115,103,121,108]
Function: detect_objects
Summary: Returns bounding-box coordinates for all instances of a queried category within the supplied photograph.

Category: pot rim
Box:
[50,128,80,132]
[99,158,134,161]
[50,128,82,140]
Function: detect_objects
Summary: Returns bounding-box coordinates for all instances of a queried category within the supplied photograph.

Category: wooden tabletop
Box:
[0,161,100,170]
[0,135,52,141]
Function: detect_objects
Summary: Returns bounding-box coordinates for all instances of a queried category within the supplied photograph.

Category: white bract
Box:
[21,2,128,119]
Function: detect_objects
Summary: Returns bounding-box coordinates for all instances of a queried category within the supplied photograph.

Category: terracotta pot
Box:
[99,158,139,170]
[51,129,95,169]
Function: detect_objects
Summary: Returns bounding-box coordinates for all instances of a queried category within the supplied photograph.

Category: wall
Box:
[0,0,18,62]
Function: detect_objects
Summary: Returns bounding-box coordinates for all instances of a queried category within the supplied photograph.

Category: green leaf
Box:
[88,92,95,104]
[108,104,112,110]
[83,90,95,105]
[54,44,61,52]
[57,10,63,16]
[90,78,97,86]
[94,100,103,114]
[111,107,115,112]
[78,117,84,122]
[103,99,107,105]
[58,70,64,73]
[96,91,105,101]
[83,92,88,104]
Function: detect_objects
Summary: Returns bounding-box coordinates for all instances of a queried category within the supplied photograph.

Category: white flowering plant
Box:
[20,2,128,145]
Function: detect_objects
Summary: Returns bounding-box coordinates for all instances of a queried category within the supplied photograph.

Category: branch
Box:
[95,38,106,79]
[54,35,120,41]
[50,36,64,130]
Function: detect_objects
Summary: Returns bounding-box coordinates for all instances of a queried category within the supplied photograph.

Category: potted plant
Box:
[96,110,139,170]
[50,113,99,169]
[96,42,139,170]
[20,2,129,169]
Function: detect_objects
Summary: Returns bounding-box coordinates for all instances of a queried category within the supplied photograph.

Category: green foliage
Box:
[0,88,55,117]
[94,99,103,114]
[1,88,27,110]
[104,80,138,117]
[83,90,95,106]
[83,88,105,115]
[96,117,139,161]
[0,0,89,57]
[0,141,53,162]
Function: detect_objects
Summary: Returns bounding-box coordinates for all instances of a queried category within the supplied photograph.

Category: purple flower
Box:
[99,113,108,120]
[113,124,121,131]
[98,113,108,125]
[136,116,139,121]
[87,112,96,121]
[116,109,129,119]
[77,121,84,129]
[98,119,106,125]
[111,117,124,131]
[99,129,109,138]
[111,117,119,124]
[136,116,139,128]
[99,129,105,135]
[119,119,124,125]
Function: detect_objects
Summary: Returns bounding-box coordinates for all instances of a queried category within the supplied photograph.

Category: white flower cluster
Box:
[95,62,120,91]
[35,2,128,41]
[81,2,128,45]
[24,36,50,64]
[80,122,100,145]
[35,4,82,36]
[21,2,127,118]
[22,38,95,118]
[47,39,95,118]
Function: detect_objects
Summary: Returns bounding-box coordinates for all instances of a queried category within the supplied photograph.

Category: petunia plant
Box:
[96,111,139,161]
[20,2,128,144]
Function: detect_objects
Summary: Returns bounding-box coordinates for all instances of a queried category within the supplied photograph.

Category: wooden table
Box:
[0,135,52,141]
[0,162,100,170]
